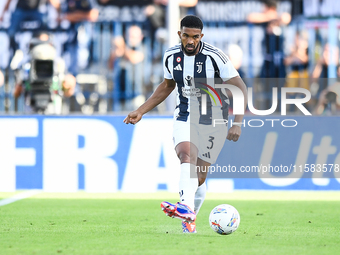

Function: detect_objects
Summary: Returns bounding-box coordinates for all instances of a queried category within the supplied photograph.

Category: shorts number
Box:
[207,136,214,149]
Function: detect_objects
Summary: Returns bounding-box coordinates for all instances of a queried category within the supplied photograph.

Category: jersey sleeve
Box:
[219,53,239,81]
[163,54,173,80]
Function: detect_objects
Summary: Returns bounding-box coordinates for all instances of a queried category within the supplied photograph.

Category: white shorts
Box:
[173,119,228,164]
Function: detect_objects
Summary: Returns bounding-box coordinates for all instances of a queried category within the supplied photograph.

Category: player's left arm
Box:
[224,76,247,142]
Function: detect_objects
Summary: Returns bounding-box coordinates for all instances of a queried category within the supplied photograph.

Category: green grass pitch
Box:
[0,191,339,255]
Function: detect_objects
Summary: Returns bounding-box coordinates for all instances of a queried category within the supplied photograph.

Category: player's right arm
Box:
[0,0,12,21]
[123,78,176,125]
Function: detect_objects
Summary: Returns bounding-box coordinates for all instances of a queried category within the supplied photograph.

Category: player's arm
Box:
[123,78,176,124]
[179,0,198,7]
[48,0,61,9]
[247,12,278,23]
[64,9,99,23]
[13,84,23,98]
[247,12,291,25]
[0,0,12,21]
[225,76,247,142]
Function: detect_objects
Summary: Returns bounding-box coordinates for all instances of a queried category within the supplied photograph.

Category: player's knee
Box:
[177,151,195,164]
[198,177,206,186]
[178,151,190,163]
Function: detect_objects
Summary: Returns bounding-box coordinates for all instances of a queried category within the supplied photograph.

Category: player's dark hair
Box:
[264,0,277,9]
[180,15,203,30]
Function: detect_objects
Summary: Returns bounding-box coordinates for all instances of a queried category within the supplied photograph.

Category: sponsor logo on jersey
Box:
[185,75,193,86]
[174,64,182,71]
[176,56,181,62]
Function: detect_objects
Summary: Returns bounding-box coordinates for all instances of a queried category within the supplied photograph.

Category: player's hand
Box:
[123,110,143,125]
[88,9,99,22]
[226,126,241,142]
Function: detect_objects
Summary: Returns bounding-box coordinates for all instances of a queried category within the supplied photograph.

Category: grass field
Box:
[0,191,340,255]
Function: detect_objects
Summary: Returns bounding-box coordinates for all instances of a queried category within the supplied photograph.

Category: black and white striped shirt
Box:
[163,42,239,124]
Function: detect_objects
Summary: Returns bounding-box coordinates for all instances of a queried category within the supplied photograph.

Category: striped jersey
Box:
[163,42,239,124]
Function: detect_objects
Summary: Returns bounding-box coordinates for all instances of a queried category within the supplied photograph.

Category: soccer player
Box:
[124,15,247,233]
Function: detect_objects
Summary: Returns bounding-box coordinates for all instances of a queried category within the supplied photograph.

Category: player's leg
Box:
[161,141,198,222]
[176,141,199,232]
[161,120,198,223]
[194,157,210,215]
[161,135,198,221]
[181,144,209,233]
[194,123,228,215]
[8,9,24,54]
[176,141,199,211]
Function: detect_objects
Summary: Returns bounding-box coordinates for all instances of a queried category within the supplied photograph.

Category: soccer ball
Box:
[209,204,240,235]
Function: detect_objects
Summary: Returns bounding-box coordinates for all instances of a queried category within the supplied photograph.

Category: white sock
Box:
[178,163,198,211]
[194,181,206,215]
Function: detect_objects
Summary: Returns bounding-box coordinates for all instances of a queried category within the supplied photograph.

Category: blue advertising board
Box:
[0,115,339,192]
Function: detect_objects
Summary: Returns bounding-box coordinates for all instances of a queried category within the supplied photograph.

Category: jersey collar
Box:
[198,41,204,54]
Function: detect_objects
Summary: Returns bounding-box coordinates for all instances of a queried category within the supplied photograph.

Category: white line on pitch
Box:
[0,190,41,207]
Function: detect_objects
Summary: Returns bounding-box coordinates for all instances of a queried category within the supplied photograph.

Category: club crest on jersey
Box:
[196,62,203,73]
[176,57,181,63]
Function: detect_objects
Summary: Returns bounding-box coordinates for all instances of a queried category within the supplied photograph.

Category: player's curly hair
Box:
[180,15,203,30]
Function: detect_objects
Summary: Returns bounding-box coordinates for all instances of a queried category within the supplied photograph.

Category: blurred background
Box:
[0,0,339,115]
[0,0,340,193]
